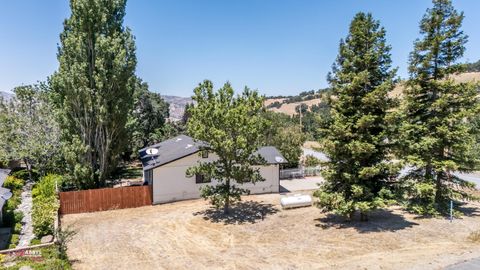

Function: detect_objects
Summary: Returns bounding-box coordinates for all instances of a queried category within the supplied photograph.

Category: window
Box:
[195,174,211,184]
[201,151,208,158]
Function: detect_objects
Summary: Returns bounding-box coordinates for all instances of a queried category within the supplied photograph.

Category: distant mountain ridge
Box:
[0,91,13,101]
[161,95,193,121]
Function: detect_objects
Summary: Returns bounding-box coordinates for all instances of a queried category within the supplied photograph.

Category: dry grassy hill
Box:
[266,72,480,115]
[390,72,480,99]
[268,98,323,116]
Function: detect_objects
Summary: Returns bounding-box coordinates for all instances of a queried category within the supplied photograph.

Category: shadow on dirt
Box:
[315,209,419,233]
[194,201,279,225]
[457,203,480,217]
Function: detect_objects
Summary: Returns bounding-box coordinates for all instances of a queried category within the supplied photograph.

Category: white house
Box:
[139,135,286,204]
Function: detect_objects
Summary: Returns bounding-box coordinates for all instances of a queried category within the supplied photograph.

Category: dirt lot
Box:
[62,193,480,270]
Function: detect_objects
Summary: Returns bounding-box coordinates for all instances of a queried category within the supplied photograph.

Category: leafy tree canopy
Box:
[50,0,137,188]
[186,80,268,214]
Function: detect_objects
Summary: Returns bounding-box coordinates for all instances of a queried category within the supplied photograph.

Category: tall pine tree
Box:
[400,0,479,214]
[51,0,137,188]
[314,13,398,221]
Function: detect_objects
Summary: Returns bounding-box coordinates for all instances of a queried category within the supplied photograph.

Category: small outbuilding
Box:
[139,135,286,204]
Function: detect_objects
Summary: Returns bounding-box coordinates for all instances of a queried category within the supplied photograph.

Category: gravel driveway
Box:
[62,194,480,270]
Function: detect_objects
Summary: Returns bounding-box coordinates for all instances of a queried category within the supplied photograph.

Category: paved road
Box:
[445,257,480,270]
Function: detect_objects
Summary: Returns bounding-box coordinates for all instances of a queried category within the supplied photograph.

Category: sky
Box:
[1,1,479,97]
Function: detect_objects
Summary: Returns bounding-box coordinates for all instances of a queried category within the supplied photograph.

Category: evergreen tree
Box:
[400,0,479,214]
[50,0,136,188]
[314,13,398,221]
[186,80,268,214]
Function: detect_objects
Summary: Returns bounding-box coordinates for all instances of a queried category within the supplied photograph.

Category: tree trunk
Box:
[347,210,354,221]
[24,158,32,181]
[224,179,231,215]
[425,163,433,180]
[224,196,230,215]
[434,171,443,204]
[360,212,368,222]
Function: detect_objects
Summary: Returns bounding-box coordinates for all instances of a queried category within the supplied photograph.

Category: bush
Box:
[11,169,39,182]
[14,222,23,234]
[8,234,19,249]
[304,155,322,167]
[3,176,25,191]
[30,238,42,245]
[32,174,59,199]
[468,230,480,243]
[32,174,61,238]
[32,198,59,237]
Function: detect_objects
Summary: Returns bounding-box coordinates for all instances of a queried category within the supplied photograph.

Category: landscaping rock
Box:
[19,266,33,270]
[17,182,35,248]
[40,235,53,244]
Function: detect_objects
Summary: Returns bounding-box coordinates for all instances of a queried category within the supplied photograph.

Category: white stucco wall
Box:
[150,152,280,204]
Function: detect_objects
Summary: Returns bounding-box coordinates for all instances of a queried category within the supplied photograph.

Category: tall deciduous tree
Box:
[400,0,479,214]
[261,111,305,168]
[127,77,169,156]
[0,84,62,177]
[50,0,137,188]
[314,13,398,221]
[186,80,268,214]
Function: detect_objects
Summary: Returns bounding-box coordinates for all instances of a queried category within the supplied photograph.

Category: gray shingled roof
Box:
[139,135,287,171]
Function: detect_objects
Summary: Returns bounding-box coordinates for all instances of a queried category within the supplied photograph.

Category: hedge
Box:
[31,174,61,238]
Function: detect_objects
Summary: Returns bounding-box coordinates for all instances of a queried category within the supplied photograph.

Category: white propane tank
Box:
[280,194,312,209]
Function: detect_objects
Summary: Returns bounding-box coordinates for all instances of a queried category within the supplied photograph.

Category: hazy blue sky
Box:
[1,0,479,97]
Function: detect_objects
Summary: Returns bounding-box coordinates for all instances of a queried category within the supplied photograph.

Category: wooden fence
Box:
[59,185,152,214]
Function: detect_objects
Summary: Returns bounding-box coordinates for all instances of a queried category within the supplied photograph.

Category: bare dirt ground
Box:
[62,193,480,270]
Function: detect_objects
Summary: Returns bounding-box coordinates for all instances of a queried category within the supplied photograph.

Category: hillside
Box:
[390,72,480,99]
[161,95,193,121]
[265,72,480,116]
[0,91,13,101]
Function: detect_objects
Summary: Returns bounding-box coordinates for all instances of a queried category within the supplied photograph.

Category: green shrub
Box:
[2,209,24,227]
[32,174,60,199]
[14,223,23,234]
[304,155,322,167]
[32,174,62,238]
[11,169,39,182]
[32,198,59,237]
[3,176,24,191]
[8,234,20,249]
[30,238,42,245]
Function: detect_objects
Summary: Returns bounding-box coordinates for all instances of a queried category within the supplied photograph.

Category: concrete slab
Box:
[445,257,480,270]
[280,176,323,192]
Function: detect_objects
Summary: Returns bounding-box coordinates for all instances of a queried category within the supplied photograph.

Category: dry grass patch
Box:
[468,230,480,243]
[62,193,480,270]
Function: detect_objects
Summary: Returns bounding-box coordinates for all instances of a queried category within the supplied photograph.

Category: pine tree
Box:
[314,12,398,221]
[186,80,268,214]
[50,0,137,188]
[400,0,479,214]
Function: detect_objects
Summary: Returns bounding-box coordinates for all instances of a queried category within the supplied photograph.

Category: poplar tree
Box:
[314,13,398,221]
[50,0,136,188]
[400,0,479,214]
